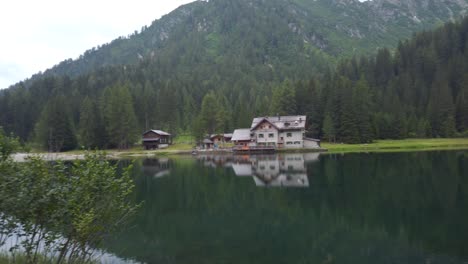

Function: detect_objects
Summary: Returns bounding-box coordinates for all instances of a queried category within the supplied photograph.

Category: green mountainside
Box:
[1,0,468,149]
[26,0,468,83]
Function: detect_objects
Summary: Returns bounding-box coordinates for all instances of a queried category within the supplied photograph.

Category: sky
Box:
[0,0,196,89]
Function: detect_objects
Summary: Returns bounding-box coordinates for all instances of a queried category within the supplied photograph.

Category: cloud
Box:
[0,0,195,88]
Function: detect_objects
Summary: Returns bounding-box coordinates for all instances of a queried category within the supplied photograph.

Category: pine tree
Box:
[322,113,336,143]
[353,78,374,143]
[200,91,223,135]
[455,85,468,132]
[270,79,297,116]
[103,84,138,149]
[337,78,359,143]
[428,74,456,137]
[34,95,77,152]
[78,97,106,149]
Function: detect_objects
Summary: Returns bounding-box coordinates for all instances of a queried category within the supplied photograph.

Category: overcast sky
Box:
[0,0,196,89]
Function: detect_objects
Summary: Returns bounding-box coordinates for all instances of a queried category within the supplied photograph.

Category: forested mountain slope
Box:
[1,1,468,149]
[13,0,468,87]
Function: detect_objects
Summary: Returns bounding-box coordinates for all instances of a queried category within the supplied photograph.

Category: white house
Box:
[250,115,319,149]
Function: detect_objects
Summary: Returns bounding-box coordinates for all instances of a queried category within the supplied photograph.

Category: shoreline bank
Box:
[10,138,468,161]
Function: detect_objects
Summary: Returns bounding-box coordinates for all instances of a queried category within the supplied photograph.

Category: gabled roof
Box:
[251,115,306,131]
[143,130,171,136]
[210,133,233,139]
[203,139,214,144]
[250,118,279,131]
[231,129,252,141]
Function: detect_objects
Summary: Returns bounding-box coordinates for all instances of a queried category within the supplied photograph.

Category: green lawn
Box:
[25,138,468,159]
[322,138,468,153]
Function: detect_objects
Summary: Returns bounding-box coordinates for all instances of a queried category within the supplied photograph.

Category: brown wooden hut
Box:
[142,130,172,150]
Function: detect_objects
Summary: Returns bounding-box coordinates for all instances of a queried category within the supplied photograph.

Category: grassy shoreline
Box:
[17,138,468,160]
[322,138,468,154]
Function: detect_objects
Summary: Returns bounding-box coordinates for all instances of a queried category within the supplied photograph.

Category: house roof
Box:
[203,139,214,144]
[231,129,252,141]
[251,115,306,131]
[250,118,279,131]
[209,134,224,139]
[210,133,233,139]
[143,130,171,136]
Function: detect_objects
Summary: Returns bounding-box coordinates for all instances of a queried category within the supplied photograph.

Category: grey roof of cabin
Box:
[251,115,306,131]
[210,133,233,138]
[203,139,214,144]
[231,129,252,141]
[144,130,171,136]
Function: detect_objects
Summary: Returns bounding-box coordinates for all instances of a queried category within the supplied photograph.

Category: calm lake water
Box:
[103,151,468,264]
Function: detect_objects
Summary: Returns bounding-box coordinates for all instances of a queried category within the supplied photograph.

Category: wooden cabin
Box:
[231,129,252,147]
[142,130,172,150]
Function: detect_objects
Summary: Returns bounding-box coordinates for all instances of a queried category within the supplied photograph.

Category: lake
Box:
[102,151,468,264]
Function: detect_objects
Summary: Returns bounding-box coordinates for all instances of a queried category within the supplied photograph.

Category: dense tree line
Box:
[316,17,468,142]
[0,17,468,149]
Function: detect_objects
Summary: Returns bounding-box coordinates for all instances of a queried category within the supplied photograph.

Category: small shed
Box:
[142,130,172,150]
[210,134,225,144]
[303,138,321,149]
[202,139,214,149]
[223,133,233,142]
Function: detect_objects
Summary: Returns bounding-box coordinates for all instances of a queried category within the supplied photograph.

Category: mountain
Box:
[1,0,468,148]
[24,0,468,84]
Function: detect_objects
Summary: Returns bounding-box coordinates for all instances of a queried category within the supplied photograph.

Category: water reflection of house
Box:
[252,154,309,187]
[231,163,252,176]
[195,153,319,188]
[142,158,171,178]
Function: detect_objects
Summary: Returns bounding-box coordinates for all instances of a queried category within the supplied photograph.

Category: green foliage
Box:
[34,95,77,152]
[0,151,138,264]
[270,80,297,116]
[103,84,138,149]
[199,91,226,135]
[2,11,468,147]
[0,127,20,161]
[322,113,336,143]
[78,97,105,149]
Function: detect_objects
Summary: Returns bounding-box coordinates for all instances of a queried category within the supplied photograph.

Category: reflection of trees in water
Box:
[103,151,468,264]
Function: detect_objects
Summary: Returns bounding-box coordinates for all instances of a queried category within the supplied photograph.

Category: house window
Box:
[270,166,276,170]
[268,133,274,138]
[287,133,292,137]
[259,134,264,138]
[269,125,272,129]
[294,141,301,145]
[287,142,293,145]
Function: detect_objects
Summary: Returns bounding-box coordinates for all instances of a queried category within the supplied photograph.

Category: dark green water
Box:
[104,151,468,264]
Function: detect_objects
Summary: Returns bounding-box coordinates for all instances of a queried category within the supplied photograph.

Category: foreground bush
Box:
[0,132,138,264]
